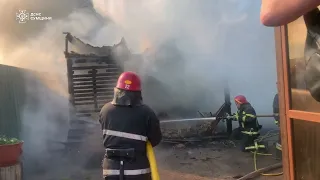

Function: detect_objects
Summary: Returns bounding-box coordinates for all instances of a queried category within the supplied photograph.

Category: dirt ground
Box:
[27,139,283,180]
[155,141,283,180]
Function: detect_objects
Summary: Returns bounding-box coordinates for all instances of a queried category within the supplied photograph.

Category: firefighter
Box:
[99,71,162,180]
[231,95,265,152]
[273,91,280,126]
[273,83,282,152]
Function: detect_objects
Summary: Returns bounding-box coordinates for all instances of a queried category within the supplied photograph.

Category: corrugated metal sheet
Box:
[0,65,27,138]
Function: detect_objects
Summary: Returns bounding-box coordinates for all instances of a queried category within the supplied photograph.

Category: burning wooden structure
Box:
[63,33,233,147]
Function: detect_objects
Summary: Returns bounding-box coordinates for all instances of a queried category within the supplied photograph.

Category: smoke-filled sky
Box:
[0,0,277,126]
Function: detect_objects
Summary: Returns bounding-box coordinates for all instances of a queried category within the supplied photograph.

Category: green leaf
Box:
[0,135,21,145]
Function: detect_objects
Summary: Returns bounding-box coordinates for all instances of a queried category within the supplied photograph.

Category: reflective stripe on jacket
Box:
[102,129,151,177]
[235,103,260,134]
[103,169,151,176]
[103,129,148,142]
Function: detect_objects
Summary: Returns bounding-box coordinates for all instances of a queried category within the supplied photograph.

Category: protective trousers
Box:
[275,132,282,159]
[104,173,151,180]
[231,127,260,152]
[104,174,151,180]
[276,120,282,150]
[103,157,152,180]
[102,155,151,180]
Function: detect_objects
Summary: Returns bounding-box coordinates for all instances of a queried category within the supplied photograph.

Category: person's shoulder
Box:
[140,104,156,114]
[244,103,256,111]
[100,102,115,113]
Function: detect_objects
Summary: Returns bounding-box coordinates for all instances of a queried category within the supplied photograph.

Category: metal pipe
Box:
[256,114,277,118]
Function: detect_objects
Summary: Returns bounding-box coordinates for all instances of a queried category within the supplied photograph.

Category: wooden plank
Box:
[73,88,113,94]
[72,72,119,79]
[73,85,114,90]
[237,163,282,180]
[72,92,113,98]
[72,76,118,82]
[73,80,117,86]
[289,110,320,123]
[274,26,292,180]
[0,163,22,180]
[280,25,295,180]
[290,120,320,179]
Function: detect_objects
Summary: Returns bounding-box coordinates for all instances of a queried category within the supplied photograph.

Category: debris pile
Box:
[159,110,228,141]
[161,121,213,139]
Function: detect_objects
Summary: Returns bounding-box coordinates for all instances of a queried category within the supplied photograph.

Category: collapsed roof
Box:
[65,33,131,58]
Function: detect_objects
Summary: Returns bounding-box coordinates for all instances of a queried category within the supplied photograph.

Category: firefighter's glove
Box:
[231,113,238,121]
[225,113,236,121]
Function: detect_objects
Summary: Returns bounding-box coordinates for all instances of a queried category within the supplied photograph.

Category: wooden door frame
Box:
[274,26,293,180]
[275,25,320,180]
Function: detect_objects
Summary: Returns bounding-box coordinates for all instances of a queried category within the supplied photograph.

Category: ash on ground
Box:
[160,118,227,141]
[28,134,283,180]
[161,121,214,139]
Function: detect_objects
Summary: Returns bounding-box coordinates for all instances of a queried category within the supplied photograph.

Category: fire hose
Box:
[160,114,277,123]
[248,129,283,178]
[160,114,283,179]
[147,141,160,180]
[85,114,279,179]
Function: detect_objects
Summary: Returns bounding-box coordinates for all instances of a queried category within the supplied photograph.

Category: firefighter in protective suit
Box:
[273,83,282,152]
[99,71,162,180]
[231,95,266,152]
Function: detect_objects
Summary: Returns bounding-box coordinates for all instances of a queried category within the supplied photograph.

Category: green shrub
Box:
[0,136,21,145]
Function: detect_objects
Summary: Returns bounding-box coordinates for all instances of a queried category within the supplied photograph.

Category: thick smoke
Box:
[1,0,277,118]
[0,0,277,177]
[91,0,277,120]
[0,0,109,177]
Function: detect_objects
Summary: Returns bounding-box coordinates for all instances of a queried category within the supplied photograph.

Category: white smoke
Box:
[89,0,277,119]
[0,0,278,177]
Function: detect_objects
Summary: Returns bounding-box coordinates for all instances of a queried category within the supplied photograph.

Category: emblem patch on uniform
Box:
[124,80,132,85]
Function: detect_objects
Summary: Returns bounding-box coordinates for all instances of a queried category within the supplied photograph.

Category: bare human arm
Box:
[260,0,320,26]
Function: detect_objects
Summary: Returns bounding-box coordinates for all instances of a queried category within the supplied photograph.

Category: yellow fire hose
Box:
[146,141,160,180]
[253,151,283,176]
[251,130,283,176]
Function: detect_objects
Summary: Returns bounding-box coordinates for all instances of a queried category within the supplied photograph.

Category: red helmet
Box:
[116,71,141,91]
[234,95,248,104]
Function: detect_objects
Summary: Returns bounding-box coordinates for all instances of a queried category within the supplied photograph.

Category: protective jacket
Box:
[233,103,265,152]
[99,88,162,180]
[273,93,280,125]
[234,103,260,134]
[304,8,320,102]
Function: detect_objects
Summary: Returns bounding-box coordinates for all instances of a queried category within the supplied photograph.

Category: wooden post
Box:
[0,163,22,180]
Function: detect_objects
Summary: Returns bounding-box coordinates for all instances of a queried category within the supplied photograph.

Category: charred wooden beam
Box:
[72,76,119,82]
[72,66,118,70]
[73,80,117,86]
[72,73,120,78]
[73,96,113,101]
[73,85,114,90]
[73,88,114,94]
